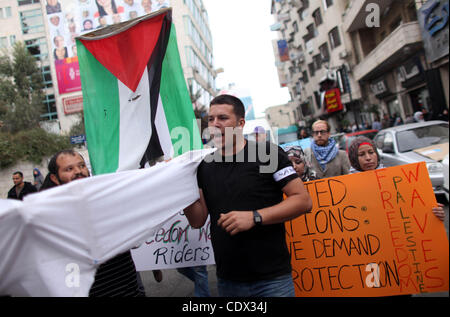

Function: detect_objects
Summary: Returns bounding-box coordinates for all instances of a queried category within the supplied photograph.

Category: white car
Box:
[443,153,449,201]
[374,121,449,195]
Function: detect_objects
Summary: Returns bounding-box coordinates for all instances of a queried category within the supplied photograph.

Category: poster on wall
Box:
[44,0,171,94]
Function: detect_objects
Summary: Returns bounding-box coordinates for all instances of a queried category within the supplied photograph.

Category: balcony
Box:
[343,0,393,32]
[353,22,423,82]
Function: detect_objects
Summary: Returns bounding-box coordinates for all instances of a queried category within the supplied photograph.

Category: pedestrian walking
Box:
[177,266,211,297]
[183,94,312,297]
[32,168,44,191]
[304,120,350,179]
[7,171,37,200]
[285,146,316,182]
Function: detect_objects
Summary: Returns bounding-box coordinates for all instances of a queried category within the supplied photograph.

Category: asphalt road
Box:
[139,198,449,298]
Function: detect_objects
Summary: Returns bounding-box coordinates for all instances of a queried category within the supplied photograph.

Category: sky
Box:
[202,0,291,118]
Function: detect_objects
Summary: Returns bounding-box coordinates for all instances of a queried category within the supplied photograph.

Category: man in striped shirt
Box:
[44,149,145,297]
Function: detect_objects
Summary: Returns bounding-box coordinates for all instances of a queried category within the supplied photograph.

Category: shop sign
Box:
[418,0,449,63]
[370,78,389,98]
[62,95,83,115]
[324,88,343,113]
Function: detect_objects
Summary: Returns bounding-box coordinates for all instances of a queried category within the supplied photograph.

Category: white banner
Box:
[131,212,215,270]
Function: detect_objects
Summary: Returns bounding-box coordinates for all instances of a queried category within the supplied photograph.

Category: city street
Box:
[140,200,449,298]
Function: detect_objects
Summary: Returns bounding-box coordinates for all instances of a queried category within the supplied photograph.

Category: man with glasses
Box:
[304,120,350,179]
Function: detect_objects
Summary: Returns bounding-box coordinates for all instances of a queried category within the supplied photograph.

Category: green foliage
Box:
[0,43,72,169]
[0,128,72,169]
[0,42,45,134]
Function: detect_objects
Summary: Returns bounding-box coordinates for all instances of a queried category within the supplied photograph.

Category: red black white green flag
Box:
[76,9,202,175]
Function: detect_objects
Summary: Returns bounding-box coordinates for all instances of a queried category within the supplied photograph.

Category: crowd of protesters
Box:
[2,95,447,298]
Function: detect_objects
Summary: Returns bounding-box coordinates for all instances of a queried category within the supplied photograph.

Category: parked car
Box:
[373,121,449,195]
[336,130,379,152]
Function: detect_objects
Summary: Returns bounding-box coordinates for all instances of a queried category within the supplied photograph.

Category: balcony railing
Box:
[353,22,423,81]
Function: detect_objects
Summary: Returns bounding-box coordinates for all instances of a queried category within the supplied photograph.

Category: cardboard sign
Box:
[414,143,449,162]
[286,162,449,297]
[131,212,215,270]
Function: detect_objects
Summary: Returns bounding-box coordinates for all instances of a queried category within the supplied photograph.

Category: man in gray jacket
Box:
[304,120,350,179]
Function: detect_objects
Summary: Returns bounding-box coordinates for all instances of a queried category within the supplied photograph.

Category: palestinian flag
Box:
[76,9,202,175]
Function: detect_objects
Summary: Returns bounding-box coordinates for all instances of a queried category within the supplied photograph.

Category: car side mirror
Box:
[383,144,394,153]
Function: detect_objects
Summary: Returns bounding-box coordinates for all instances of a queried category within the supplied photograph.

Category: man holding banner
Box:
[42,149,145,297]
[184,94,313,297]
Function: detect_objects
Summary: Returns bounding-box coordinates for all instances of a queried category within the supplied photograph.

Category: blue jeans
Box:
[177,266,211,297]
[217,273,295,297]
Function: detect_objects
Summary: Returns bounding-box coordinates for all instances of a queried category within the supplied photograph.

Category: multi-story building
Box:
[271,0,448,133]
[0,0,217,134]
[343,0,448,123]
[270,0,363,132]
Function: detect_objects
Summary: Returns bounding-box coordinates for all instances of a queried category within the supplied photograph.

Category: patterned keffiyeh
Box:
[311,138,339,171]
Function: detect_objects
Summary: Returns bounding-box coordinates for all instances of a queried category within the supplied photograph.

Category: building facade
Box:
[271,0,449,133]
[0,0,217,134]
[344,0,448,123]
[270,0,363,133]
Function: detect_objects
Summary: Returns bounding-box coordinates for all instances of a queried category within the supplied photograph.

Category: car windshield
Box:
[396,123,449,153]
[347,131,378,146]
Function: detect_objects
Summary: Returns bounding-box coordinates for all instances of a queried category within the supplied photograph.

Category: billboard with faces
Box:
[45,0,170,94]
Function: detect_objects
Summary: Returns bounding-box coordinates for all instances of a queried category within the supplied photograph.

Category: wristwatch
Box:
[253,210,263,226]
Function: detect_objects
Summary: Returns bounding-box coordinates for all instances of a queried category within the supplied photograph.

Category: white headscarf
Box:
[414,111,424,122]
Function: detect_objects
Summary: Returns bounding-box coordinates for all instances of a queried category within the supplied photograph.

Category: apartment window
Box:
[303,23,316,42]
[293,21,299,33]
[20,9,44,34]
[0,7,12,19]
[0,36,7,48]
[312,8,322,26]
[10,35,16,46]
[323,0,333,10]
[313,54,322,70]
[41,94,57,121]
[319,42,330,62]
[328,27,341,49]
[25,37,48,61]
[302,70,309,84]
[42,65,53,89]
[18,0,41,5]
[308,63,315,77]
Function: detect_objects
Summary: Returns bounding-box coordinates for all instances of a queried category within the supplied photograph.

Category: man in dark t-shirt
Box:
[184,94,312,297]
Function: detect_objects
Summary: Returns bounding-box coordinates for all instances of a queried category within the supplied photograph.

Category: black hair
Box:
[210,94,245,119]
[13,171,23,177]
[40,149,80,191]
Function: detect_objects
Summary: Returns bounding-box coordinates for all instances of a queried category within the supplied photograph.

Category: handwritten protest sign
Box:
[286,162,449,297]
[131,212,215,270]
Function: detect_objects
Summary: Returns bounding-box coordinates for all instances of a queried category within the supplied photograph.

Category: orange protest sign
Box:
[286,162,449,297]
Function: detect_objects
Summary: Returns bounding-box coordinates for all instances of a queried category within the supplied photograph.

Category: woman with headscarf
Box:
[413,111,425,123]
[285,146,316,182]
[348,136,445,221]
[33,168,44,191]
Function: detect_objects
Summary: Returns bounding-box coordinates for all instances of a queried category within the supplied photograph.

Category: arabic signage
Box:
[324,88,343,113]
[418,0,449,63]
[62,94,83,114]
